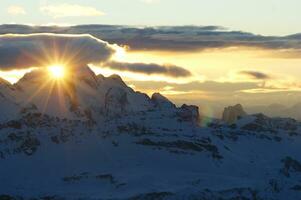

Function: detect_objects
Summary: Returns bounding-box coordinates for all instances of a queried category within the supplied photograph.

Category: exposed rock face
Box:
[151,93,176,110]
[178,104,200,124]
[104,87,128,117]
[222,104,247,124]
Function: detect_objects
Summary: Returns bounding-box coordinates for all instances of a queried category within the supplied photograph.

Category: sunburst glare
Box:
[48,65,66,79]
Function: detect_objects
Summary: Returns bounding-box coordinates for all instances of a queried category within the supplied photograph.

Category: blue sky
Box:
[0,0,300,36]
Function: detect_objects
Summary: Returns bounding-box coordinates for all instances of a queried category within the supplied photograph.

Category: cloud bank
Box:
[102,61,191,77]
[0,25,300,54]
[0,34,115,70]
[0,33,191,78]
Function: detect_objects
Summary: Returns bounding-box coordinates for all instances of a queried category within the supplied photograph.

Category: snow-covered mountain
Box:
[0,68,301,200]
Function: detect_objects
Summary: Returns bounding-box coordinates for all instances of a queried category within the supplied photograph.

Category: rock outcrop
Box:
[104,87,128,117]
[151,93,176,110]
[222,104,247,124]
[178,104,200,124]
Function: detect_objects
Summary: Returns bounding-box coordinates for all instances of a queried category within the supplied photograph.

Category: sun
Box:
[48,65,65,79]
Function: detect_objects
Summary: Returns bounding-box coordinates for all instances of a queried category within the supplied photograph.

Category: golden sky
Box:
[91,47,301,98]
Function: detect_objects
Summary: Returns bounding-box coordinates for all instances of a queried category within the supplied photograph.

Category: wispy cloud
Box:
[100,61,192,78]
[40,4,105,18]
[128,80,260,93]
[7,5,26,15]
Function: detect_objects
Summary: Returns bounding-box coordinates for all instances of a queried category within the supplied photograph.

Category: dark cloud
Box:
[1,24,300,53]
[102,61,191,77]
[239,71,270,80]
[0,33,115,70]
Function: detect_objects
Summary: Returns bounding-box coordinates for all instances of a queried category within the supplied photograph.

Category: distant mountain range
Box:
[246,103,301,121]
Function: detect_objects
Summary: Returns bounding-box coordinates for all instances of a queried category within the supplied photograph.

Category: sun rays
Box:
[20,64,75,117]
[48,65,66,79]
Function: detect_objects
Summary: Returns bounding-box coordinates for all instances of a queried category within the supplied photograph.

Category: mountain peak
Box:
[107,74,126,86]
[151,92,176,109]
[72,66,99,89]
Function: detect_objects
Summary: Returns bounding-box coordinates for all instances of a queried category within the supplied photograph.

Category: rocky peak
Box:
[177,104,200,125]
[73,65,96,78]
[107,74,127,87]
[72,66,98,89]
[222,104,247,124]
[151,93,176,109]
